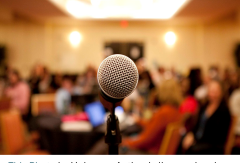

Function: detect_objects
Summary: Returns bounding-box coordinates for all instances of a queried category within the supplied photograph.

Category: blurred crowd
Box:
[0,57,240,155]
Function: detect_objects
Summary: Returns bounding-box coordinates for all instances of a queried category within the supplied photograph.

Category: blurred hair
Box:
[9,69,21,81]
[188,68,202,95]
[180,77,191,95]
[156,79,183,107]
[62,75,72,82]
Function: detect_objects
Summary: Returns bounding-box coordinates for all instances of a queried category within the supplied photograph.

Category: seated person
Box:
[121,79,183,154]
[55,75,73,115]
[182,80,231,154]
[5,69,30,116]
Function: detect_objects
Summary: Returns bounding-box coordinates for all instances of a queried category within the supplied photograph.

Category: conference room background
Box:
[0,0,240,155]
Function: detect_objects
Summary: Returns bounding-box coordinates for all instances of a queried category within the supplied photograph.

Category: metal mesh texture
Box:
[97,54,139,99]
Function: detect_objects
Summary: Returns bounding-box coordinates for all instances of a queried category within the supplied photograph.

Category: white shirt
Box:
[55,88,71,115]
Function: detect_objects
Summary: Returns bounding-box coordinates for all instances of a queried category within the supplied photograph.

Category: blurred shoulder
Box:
[156,105,178,115]
[19,81,30,89]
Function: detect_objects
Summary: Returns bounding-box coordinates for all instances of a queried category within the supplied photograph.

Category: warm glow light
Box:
[134,0,189,19]
[66,0,91,18]
[91,0,101,6]
[164,31,176,46]
[49,0,191,19]
[69,31,82,46]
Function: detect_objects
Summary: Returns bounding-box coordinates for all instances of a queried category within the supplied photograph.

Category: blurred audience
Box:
[55,75,74,115]
[38,67,52,93]
[4,69,30,116]
[194,76,210,105]
[120,79,183,154]
[136,58,155,109]
[228,70,239,97]
[50,72,62,91]
[188,68,202,96]
[179,78,198,115]
[182,80,231,154]
[29,64,44,94]
[0,58,240,155]
[74,66,98,95]
[208,66,220,81]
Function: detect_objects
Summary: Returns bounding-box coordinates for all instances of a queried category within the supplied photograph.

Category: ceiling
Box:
[0,0,240,24]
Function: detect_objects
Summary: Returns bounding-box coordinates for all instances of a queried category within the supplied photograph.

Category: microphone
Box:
[97,54,139,155]
[97,54,139,104]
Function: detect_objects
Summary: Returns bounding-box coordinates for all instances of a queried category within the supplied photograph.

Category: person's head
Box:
[31,63,44,78]
[4,65,12,75]
[223,68,230,80]
[41,66,50,80]
[157,79,183,107]
[8,69,21,85]
[207,80,223,103]
[208,66,219,80]
[85,66,96,79]
[158,66,165,75]
[230,70,239,85]
[61,75,73,92]
[135,58,146,73]
[54,72,62,85]
[180,77,190,97]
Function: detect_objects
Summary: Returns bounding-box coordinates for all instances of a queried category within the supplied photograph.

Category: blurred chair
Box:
[0,97,11,112]
[0,110,48,154]
[158,121,183,154]
[158,113,190,155]
[31,94,56,116]
[224,115,237,154]
[0,97,11,153]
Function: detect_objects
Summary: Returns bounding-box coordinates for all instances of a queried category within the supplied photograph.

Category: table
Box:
[35,114,105,154]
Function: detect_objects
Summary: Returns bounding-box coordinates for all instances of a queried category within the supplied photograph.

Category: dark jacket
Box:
[193,100,231,146]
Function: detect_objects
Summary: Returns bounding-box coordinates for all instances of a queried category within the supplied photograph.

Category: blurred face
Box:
[86,70,94,78]
[230,72,238,84]
[207,81,222,102]
[136,59,145,73]
[35,65,44,77]
[62,79,73,92]
[8,72,18,85]
[181,79,190,96]
[203,76,210,85]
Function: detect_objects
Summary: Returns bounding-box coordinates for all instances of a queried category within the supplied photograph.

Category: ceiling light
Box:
[164,31,176,46]
[66,0,91,18]
[134,0,190,19]
[91,0,101,6]
[69,31,82,46]
[49,0,191,19]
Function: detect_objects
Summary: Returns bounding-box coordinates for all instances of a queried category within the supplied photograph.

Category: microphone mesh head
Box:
[97,54,139,99]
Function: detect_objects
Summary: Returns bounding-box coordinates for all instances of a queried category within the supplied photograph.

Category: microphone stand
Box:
[105,102,122,155]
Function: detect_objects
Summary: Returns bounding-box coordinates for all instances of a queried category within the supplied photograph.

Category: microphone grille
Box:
[97,54,139,99]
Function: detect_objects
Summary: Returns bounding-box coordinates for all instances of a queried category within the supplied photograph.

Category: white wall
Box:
[0,17,239,78]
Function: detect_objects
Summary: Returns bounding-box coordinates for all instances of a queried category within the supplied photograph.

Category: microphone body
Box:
[97,54,139,155]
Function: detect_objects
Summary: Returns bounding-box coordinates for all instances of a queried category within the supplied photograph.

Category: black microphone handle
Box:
[104,103,122,155]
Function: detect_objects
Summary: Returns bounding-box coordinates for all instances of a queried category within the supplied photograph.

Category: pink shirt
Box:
[5,81,30,114]
[179,96,198,115]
